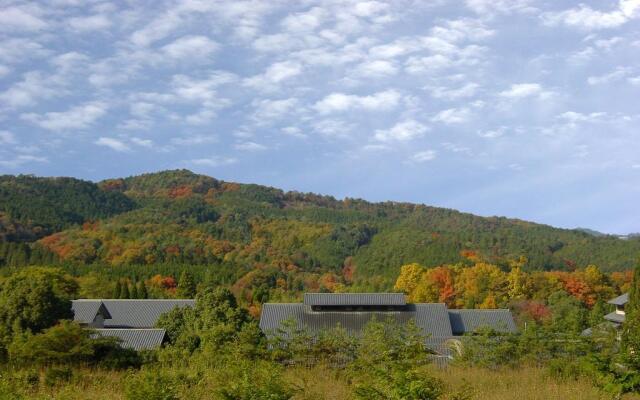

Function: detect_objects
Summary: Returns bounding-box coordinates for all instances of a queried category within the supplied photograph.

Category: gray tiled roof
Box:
[92,329,166,351]
[447,309,517,335]
[260,303,453,338]
[608,293,628,306]
[72,299,195,328]
[303,293,406,306]
[72,300,111,323]
[604,311,625,324]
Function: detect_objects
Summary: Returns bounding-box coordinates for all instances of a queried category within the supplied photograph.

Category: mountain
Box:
[1,170,639,288]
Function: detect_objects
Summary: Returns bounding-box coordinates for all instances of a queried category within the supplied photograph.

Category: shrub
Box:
[124,370,179,400]
[215,359,294,400]
[44,367,72,387]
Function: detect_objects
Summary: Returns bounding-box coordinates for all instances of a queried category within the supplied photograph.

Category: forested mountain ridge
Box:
[1,170,639,289]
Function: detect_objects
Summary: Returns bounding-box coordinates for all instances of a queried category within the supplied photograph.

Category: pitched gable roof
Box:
[72,300,111,324]
[72,299,195,328]
[92,329,166,351]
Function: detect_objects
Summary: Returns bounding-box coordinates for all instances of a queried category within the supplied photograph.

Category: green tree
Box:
[121,282,131,299]
[0,268,77,351]
[176,271,196,298]
[113,280,122,299]
[8,321,95,364]
[131,280,139,299]
[138,281,149,299]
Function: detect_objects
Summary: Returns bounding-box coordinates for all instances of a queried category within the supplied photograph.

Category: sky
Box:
[0,0,639,234]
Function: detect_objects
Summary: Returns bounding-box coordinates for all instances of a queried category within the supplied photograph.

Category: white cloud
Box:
[0,6,47,32]
[353,59,398,77]
[235,141,268,151]
[22,102,108,131]
[314,90,401,114]
[162,35,218,60]
[629,76,640,85]
[431,108,472,124]
[465,0,537,16]
[130,12,182,47]
[95,137,130,152]
[0,72,64,108]
[499,83,541,98]
[0,131,16,145]
[498,83,554,99]
[243,61,302,90]
[68,14,112,31]
[558,111,607,123]
[281,126,306,138]
[411,150,437,162]
[171,71,236,102]
[251,98,298,122]
[171,134,218,146]
[189,156,237,167]
[427,83,479,100]
[0,38,49,63]
[131,137,153,148]
[442,142,472,155]
[478,127,506,138]
[543,0,640,30]
[587,67,631,85]
[374,120,429,142]
[281,7,327,32]
[0,154,47,168]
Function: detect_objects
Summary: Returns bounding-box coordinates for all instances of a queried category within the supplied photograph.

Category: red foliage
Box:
[168,185,193,198]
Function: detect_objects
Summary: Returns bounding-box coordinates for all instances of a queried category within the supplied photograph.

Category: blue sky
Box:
[0,0,639,234]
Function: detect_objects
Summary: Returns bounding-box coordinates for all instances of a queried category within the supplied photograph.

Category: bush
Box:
[215,359,294,400]
[44,367,72,387]
[124,369,179,400]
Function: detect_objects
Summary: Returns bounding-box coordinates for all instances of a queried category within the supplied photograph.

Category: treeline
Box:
[394,260,630,310]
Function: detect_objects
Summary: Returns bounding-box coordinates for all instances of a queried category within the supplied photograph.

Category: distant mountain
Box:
[1,170,639,285]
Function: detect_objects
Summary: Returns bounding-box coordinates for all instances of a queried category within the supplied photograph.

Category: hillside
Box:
[1,170,639,288]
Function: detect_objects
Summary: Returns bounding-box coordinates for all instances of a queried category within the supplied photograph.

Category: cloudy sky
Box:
[0,0,639,234]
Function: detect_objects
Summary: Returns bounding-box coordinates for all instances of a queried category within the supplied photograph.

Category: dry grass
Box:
[5,364,640,399]
[431,365,640,400]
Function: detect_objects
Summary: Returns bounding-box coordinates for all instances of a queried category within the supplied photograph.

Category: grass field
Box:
[4,364,639,400]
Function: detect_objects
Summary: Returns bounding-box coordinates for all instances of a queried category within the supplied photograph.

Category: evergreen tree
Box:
[138,281,148,299]
[121,281,131,299]
[131,280,139,299]
[113,281,122,299]
[177,271,196,298]
[588,299,607,328]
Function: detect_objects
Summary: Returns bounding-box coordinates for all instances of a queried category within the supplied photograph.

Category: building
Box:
[259,293,516,362]
[605,293,628,327]
[72,299,195,350]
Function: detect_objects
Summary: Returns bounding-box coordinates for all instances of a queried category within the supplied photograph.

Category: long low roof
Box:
[261,303,455,337]
[72,299,195,328]
[92,329,166,351]
[260,293,517,353]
